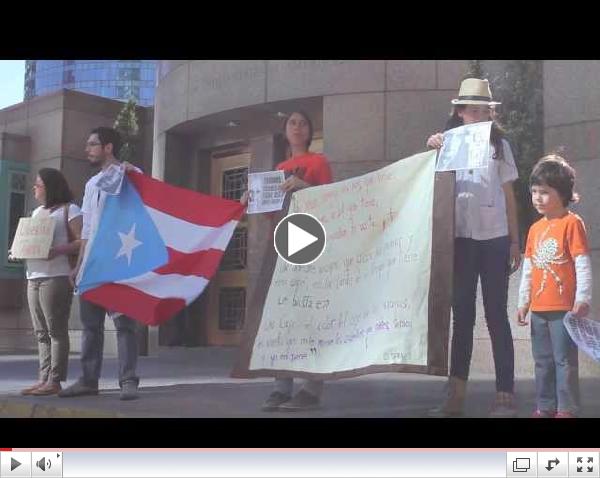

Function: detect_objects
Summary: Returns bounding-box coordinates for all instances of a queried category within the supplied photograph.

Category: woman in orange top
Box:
[267,111,332,412]
[242,111,332,412]
[517,155,592,418]
[275,112,332,191]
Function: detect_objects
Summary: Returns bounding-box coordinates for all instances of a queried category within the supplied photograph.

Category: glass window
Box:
[8,192,25,250]
[27,60,156,104]
[7,171,27,254]
[10,173,26,192]
[218,287,246,331]
[221,167,248,201]
[220,228,247,271]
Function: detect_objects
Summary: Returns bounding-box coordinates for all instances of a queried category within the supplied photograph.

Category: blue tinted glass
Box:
[26,60,156,104]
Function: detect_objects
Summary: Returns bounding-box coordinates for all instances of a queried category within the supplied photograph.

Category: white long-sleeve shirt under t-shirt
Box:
[518,255,593,309]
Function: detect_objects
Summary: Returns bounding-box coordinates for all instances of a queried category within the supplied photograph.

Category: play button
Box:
[274,213,326,265]
[1,452,31,476]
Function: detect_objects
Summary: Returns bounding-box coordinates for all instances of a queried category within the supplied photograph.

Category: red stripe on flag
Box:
[83,284,186,326]
[155,248,225,277]
[127,172,245,226]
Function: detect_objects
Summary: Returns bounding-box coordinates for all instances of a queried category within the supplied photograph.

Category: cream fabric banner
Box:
[249,151,437,373]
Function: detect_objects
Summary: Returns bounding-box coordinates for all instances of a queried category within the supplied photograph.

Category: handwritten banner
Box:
[10,216,55,259]
[234,151,450,378]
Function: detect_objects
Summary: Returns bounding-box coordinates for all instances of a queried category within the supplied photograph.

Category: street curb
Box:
[0,399,124,418]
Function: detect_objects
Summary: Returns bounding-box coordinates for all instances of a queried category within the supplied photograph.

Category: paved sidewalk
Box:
[2,347,600,417]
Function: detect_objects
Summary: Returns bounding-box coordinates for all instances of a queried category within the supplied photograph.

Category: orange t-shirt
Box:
[525,212,589,312]
[276,152,333,186]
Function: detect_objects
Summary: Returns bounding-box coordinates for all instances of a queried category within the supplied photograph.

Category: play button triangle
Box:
[288,221,318,256]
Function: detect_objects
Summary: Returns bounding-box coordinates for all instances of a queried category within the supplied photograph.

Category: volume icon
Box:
[36,457,51,471]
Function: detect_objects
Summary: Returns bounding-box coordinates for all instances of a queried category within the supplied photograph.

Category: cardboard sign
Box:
[10,216,55,259]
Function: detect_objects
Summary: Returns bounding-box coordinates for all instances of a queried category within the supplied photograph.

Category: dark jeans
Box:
[79,297,139,388]
[450,236,514,392]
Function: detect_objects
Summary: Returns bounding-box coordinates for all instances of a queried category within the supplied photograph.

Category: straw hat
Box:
[451,78,501,106]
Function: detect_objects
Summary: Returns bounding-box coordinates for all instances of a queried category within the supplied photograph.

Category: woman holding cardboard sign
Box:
[426,78,520,417]
[241,110,333,411]
[20,168,82,396]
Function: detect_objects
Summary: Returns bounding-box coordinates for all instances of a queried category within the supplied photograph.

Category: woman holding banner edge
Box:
[426,78,521,417]
[241,110,333,411]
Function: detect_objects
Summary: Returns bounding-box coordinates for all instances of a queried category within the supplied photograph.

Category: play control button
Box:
[274,213,326,265]
[1,452,31,477]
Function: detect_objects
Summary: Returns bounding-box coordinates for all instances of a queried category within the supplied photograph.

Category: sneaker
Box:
[489,392,518,418]
[30,381,62,396]
[120,381,139,401]
[278,390,320,412]
[261,391,291,412]
[20,381,46,396]
[531,409,555,418]
[555,411,577,418]
[58,380,99,398]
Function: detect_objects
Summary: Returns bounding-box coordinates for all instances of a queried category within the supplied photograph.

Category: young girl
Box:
[517,155,591,418]
[241,110,333,411]
[427,78,521,417]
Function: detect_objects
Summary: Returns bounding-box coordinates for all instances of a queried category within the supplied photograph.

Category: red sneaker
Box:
[531,409,555,418]
[555,411,577,418]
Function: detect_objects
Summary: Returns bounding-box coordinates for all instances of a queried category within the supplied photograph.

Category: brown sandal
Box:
[30,382,62,396]
[20,381,47,395]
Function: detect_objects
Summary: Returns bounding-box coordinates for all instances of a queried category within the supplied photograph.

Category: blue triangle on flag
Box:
[78,176,169,293]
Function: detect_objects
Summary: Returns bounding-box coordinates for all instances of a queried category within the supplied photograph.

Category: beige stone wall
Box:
[154,60,467,179]
[541,60,600,376]
[0,90,153,356]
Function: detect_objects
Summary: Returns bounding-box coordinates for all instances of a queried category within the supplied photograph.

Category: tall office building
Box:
[24,60,156,106]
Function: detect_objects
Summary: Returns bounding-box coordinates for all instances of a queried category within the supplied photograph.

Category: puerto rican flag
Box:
[76,171,245,326]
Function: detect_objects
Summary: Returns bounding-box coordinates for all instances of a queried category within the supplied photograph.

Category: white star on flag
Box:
[116,223,143,266]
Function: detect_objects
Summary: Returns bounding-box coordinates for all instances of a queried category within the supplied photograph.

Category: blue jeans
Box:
[531,311,580,414]
[79,298,139,388]
[450,236,514,392]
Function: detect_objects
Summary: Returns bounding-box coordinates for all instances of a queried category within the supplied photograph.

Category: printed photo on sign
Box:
[96,163,125,195]
[436,121,492,172]
[247,171,286,214]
